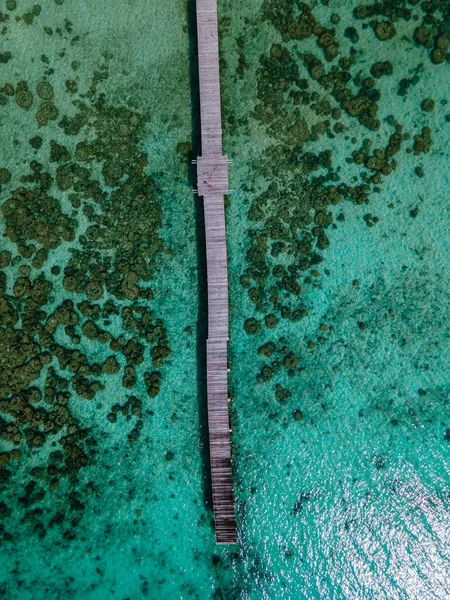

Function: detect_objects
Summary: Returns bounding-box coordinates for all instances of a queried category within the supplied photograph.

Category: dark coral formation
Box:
[0,7,172,543]
[225,0,448,419]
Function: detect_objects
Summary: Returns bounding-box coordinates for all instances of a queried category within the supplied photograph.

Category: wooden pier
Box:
[195,0,236,544]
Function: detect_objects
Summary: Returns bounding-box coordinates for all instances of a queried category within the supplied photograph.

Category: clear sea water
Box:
[0,1,449,599]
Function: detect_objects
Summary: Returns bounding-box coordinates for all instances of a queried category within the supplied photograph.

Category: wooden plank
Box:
[196,0,236,545]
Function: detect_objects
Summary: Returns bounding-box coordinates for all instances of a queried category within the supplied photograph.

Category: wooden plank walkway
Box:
[195,0,237,544]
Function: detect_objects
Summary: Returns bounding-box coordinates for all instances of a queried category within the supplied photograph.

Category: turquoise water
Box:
[0,0,449,598]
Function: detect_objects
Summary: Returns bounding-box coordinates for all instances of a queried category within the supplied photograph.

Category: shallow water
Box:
[0,0,449,599]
